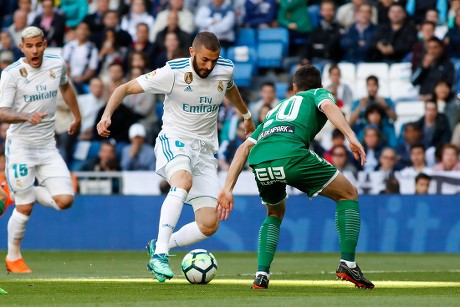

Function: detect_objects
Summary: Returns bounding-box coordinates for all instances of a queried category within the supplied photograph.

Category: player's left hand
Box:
[243,118,256,138]
[67,119,81,135]
[217,189,234,221]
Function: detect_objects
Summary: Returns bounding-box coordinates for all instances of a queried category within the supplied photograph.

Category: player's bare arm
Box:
[60,82,81,135]
[217,139,255,220]
[0,107,47,125]
[321,100,367,166]
[97,78,145,137]
[225,84,255,136]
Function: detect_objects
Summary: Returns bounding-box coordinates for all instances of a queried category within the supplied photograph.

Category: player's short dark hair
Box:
[415,172,432,183]
[366,75,379,85]
[293,64,322,91]
[192,32,220,52]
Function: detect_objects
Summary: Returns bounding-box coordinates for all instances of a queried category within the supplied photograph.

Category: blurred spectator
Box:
[0,123,9,153]
[195,0,236,48]
[0,50,14,74]
[154,31,188,69]
[63,22,99,94]
[329,144,358,176]
[424,8,448,38]
[340,3,377,63]
[448,0,460,27]
[77,78,106,141]
[379,175,400,194]
[278,0,312,56]
[357,104,397,148]
[159,179,171,194]
[414,100,452,149]
[336,0,377,30]
[411,21,436,70]
[432,143,460,170]
[60,0,89,29]
[83,0,110,33]
[218,120,248,170]
[16,0,37,25]
[0,31,22,61]
[432,79,459,129]
[0,153,5,182]
[414,172,431,194]
[257,104,271,125]
[129,23,155,66]
[97,28,128,78]
[127,50,149,76]
[362,126,385,172]
[218,96,235,141]
[444,8,460,59]
[451,122,460,150]
[376,147,398,175]
[154,9,193,57]
[411,37,455,100]
[151,0,195,42]
[243,0,277,28]
[121,123,156,171]
[324,65,354,111]
[121,0,155,42]
[103,62,126,98]
[400,144,430,176]
[306,0,343,65]
[395,122,423,169]
[31,0,66,47]
[7,9,28,47]
[91,10,132,50]
[374,3,417,63]
[349,75,397,132]
[80,140,121,172]
[377,0,397,25]
[405,0,447,26]
[249,81,279,118]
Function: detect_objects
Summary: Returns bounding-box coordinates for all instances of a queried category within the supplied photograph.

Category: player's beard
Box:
[192,55,212,78]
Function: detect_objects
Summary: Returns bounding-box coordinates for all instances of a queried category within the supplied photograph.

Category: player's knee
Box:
[15,205,33,216]
[198,219,219,237]
[54,195,74,210]
[346,186,359,201]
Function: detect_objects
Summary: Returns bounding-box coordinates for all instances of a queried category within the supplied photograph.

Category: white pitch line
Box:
[7,278,460,288]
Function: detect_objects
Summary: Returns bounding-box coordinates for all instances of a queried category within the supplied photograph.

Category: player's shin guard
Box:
[7,209,30,261]
[257,216,281,273]
[335,200,360,262]
[168,222,208,249]
[155,187,187,255]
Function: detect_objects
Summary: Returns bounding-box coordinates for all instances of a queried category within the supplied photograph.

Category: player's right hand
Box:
[97,117,112,138]
[349,137,367,166]
[28,112,48,125]
[217,189,234,221]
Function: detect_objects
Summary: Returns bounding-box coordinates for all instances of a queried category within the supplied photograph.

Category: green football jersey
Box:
[248,88,336,165]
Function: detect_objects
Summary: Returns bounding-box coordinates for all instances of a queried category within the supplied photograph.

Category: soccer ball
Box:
[181,249,218,284]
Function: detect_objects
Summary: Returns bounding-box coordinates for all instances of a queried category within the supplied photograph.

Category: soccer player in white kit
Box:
[0,27,81,273]
[97,32,255,282]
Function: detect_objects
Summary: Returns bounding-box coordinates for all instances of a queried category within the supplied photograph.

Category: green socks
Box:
[257,216,282,273]
[335,200,361,262]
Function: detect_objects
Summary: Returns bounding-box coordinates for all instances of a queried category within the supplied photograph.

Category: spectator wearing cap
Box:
[121,124,156,171]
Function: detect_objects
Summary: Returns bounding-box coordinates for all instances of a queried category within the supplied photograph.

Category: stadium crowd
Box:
[1,0,460,195]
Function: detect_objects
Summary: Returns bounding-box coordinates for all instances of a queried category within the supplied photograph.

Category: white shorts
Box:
[5,139,74,205]
[154,133,219,210]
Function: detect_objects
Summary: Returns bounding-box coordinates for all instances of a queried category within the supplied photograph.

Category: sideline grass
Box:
[1,252,459,306]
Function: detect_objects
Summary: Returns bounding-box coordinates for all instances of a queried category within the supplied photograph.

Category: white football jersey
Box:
[0,55,68,145]
[137,57,234,152]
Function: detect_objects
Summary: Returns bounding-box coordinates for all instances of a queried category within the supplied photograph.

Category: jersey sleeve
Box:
[136,64,174,95]
[313,88,336,111]
[227,63,234,89]
[248,123,264,144]
[59,59,68,85]
[0,71,16,108]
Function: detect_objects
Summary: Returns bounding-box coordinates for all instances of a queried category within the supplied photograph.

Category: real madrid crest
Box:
[49,69,56,79]
[184,72,193,84]
[19,68,28,78]
[217,81,223,92]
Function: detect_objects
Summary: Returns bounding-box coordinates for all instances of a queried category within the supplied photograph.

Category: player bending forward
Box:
[217,64,374,289]
[97,32,255,282]
[0,26,81,273]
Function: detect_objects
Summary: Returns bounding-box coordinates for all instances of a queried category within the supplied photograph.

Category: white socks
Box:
[341,259,356,268]
[168,222,208,249]
[155,187,187,255]
[34,186,61,210]
[7,209,30,261]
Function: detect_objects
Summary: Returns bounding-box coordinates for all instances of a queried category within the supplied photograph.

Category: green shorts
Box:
[250,150,339,204]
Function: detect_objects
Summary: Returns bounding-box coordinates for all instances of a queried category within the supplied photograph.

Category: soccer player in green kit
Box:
[217,64,374,289]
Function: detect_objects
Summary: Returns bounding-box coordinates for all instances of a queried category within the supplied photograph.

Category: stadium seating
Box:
[235,28,257,47]
[356,62,389,81]
[394,100,425,136]
[257,28,289,56]
[233,63,254,87]
[275,82,289,100]
[227,46,257,87]
[257,42,283,68]
[389,63,418,102]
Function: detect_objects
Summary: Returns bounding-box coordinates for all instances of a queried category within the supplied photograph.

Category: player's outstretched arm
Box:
[217,139,254,220]
[60,82,81,135]
[321,100,367,166]
[0,107,47,125]
[97,79,145,138]
[225,84,255,136]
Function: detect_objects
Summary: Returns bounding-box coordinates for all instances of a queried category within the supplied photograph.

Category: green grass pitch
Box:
[1,251,459,306]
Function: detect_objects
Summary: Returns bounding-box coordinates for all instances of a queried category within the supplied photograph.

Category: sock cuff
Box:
[264,215,282,227]
[337,200,359,212]
[12,208,30,223]
[167,187,188,202]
